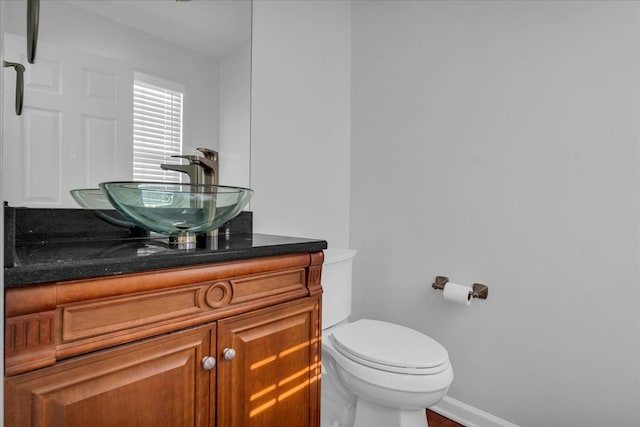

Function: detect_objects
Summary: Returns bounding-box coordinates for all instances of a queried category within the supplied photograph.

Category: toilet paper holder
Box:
[432,276,489,300]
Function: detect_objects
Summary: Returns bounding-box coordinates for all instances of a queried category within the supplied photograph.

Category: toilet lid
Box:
[330,319,449,374]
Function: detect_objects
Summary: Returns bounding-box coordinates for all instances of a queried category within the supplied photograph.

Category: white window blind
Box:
[133,72,184,182]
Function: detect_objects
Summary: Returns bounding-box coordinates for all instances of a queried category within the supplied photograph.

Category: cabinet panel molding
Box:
[5,311,56,376]
[61,285,205,342]
[5,324,214,427]
[308,251,324,297]
[55,253,312,304]
[230,268,306,303]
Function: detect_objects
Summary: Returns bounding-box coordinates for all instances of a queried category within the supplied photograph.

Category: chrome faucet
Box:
[160,147,219,186]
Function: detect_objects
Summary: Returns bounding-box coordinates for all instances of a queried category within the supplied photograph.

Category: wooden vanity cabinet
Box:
[5,252,324,427]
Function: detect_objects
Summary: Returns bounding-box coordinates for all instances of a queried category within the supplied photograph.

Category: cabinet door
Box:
[217,297,321,427]
[5,323,216,427]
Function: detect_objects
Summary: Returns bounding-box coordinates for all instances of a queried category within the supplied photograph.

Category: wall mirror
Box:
[2,0,252,208]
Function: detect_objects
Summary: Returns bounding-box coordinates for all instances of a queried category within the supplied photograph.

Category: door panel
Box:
[217,298,321,427]
[5,324,215,427]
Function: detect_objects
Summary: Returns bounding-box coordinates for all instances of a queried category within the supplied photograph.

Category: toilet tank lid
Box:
[324,248,357,265]
[330,319,449,370]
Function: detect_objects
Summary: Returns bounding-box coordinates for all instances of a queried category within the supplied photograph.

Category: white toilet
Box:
[321,248,453,427]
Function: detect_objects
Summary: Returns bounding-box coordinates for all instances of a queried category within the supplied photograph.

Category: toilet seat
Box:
[329,319,449,375]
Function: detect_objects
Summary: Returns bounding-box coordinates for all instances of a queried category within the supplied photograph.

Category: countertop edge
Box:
[4,236,327,288]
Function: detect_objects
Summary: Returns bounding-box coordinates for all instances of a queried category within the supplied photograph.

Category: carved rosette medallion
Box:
[205,281,233,308]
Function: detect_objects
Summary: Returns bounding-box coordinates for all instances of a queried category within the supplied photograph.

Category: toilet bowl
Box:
[321,249,453,427]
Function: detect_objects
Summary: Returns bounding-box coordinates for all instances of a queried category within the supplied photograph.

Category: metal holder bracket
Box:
[432,276,489,300]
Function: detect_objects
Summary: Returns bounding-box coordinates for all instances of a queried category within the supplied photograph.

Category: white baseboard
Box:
[430,396,519,427]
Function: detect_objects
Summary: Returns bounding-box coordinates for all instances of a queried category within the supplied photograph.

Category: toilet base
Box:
[353,398,428,427]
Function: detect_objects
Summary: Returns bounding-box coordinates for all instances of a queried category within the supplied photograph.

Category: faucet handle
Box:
[196,147,218,162]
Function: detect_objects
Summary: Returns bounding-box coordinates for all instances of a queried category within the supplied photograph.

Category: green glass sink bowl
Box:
[70,188,114,210]
[70,188,135,228]
[99,182,253,235]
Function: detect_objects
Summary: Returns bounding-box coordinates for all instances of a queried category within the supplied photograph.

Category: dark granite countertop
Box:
[3,206,327,288]
[4,233,327,288]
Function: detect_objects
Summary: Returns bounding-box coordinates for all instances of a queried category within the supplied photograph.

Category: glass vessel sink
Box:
[70,188,135,228]
[70,188,114,210]
[99,182,253,242]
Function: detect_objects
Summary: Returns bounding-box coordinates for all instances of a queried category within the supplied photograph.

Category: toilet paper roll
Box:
[443,282,473,306]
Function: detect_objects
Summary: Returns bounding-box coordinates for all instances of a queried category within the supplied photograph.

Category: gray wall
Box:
[350,1,639,426]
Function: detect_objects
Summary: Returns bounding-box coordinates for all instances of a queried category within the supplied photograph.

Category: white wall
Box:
[251,0,351,247]
[350,1,640,426]
[220,43,251,189]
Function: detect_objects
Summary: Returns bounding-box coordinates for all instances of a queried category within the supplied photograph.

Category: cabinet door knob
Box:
[222,348,236,361]
[201,356,216,370]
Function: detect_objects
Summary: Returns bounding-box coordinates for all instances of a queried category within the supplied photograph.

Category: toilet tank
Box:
[322,248,357,329]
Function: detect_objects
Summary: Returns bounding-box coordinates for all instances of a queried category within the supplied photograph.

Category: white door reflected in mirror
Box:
[2,0,252,208]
